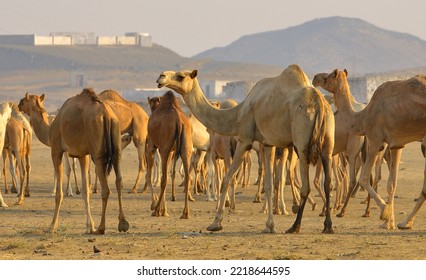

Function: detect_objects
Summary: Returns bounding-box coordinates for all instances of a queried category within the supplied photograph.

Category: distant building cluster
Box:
[0,32,152,47]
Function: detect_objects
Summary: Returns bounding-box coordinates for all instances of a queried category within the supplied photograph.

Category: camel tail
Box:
[104,114,120,175]
[308,88,328,165]
[173,121,184,163]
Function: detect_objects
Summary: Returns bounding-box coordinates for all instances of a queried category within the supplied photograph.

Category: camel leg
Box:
[50,150,66,233]
[64,155,73,196]
[0,190,7,207]
[130,139,146,193]
[207,142,250,232]
[24,152,31,197]
[260,146,277,233]
[145,143,158,210]
[153,149,172,217]
[286,154,310,234]
[15,151,26,205]
[75,156,96,234]
[313,161,327,216]
[253,145,263,203]
[180,139,193,219]
[3,149,9,194]
[398,142,426,229]
[111,145,129,233]
[379,148,402,229]
[357,141,390,221]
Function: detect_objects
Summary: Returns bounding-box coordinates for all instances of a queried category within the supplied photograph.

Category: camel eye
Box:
[176,74,185,82]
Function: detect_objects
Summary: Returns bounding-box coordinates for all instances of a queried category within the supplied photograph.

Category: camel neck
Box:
[182,80,240,136]
[334,79,365,136]
[29,110,51,147]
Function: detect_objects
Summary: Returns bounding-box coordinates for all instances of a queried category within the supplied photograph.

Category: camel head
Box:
[147,96,161,113]
[156,70,198,95]
[18,92,46,116]
[312,69,348,94]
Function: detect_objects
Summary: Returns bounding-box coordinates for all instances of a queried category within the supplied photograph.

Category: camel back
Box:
[158,91,183,112]
[99,89,129,104]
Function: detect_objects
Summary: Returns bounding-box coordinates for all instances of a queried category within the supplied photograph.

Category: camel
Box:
[145,91,193,219]
[156,64,335,234]
[3,103,32,200]
[18,89,129,234]
[0,102,12,208]
[3,117,31,205]
[312,69,426,229]
[98,90,148,193]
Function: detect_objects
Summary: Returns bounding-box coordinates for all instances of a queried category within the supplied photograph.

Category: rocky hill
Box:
[194,16,426,75]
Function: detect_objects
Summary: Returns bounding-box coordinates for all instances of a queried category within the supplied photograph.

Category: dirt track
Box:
[1,138,426,260]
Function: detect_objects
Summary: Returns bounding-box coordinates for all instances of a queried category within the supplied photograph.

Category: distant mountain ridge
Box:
[194,16,426,75]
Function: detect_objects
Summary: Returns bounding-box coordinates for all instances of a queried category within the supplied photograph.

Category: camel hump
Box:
[79,88,103,104]
[158,91,182,112]
[99,89,127,103]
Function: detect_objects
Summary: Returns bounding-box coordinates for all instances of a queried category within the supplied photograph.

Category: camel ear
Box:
[332,69,339,78]
[25,92,29,100]
[190,70,198,79]
[148,97,151,102]
[344,69,348,77]
[40,94,45,102]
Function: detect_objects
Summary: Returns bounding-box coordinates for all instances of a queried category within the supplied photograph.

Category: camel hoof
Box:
[262,227,277,234]
[311,203,317,211]
[0,203,8,208]
[128,189,137,194]
[285,225,300,234]
[252,199,261,203]
[291,205,299,214]
[118,220,130,232]
[188,195,195,202]
[397,222,413,230]
[25,193,30,197]
[322,227,334,234]
[15,200,24,206]
[76,190,81,195]
[362,212,370,218]
[380,204,391,221]
[180,214,189,219]
[336,211,345,218]
[207,224,223,232]
[93,229,105,235]
[11,188,17,194]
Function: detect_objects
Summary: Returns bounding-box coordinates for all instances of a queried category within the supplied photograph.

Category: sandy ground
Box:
[1,138,426,261]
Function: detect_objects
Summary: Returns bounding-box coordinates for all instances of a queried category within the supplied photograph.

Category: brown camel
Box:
[98,90,148,193]
[0,102,12,208]
[313,69,426,229]
[156,64,335,234]
[18,89,129,234]
[145,91,193,219]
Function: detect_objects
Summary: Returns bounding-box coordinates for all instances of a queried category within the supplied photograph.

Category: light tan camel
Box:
[145,91,193,219]
[3,117,31,205]
[3,103,32,200]
[156,64,335,234]
[0,102,12,208]
[313,69,426,229]
[18,89,129,234]
[98,90,148,193]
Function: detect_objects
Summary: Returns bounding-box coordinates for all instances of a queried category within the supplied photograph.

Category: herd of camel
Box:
[0,64,425,236]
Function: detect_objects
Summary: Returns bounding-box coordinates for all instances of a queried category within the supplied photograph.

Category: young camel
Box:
[0,102,12,208]
[157,64,335,234]
[18,89,129,234]
[313,69,426,229]
[3,117,31,205]
[98,90,148,193]
[145,91,193,219]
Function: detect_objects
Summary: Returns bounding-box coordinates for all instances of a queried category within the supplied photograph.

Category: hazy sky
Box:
[1,0,425,57]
